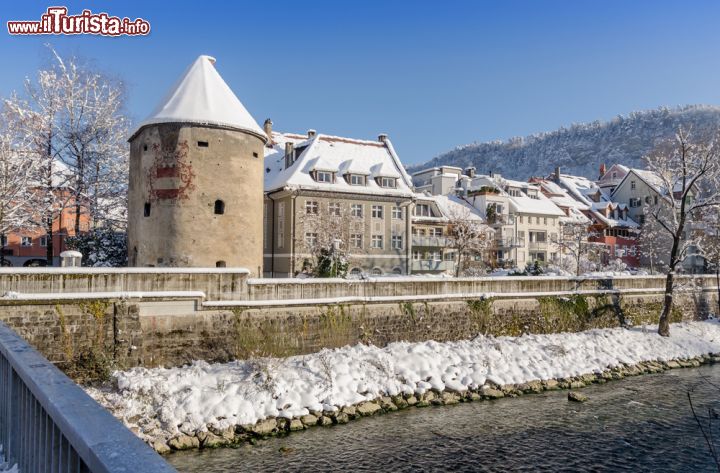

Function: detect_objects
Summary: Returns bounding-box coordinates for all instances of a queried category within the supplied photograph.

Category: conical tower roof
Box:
[132,55,265,140]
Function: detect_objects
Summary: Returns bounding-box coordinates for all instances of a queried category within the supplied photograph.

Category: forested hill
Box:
[411,106,720,180]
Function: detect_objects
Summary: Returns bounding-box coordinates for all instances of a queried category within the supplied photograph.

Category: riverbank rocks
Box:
[300,414,319,426]
[143,352,720,454]
[568,391,588,402]
[481,387,505,399]
[357,401,381,416]
[168,434,200,450]
[251,418,277,436]
[289,419,304,431]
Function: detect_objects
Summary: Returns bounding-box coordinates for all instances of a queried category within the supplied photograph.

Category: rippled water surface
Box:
[167,365,720,472]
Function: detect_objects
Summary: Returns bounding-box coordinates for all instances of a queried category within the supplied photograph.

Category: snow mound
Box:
[88,321,720,440]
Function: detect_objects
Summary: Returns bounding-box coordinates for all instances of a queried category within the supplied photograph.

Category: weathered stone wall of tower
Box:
[128,123,265,275]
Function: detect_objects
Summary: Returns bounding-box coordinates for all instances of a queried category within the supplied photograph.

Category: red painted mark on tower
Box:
[147,141,195,202]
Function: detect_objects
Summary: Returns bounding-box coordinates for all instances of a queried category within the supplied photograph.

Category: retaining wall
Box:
[0,271,716,379]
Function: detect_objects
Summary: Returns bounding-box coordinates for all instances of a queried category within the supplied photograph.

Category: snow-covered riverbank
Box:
[87,321,720,452]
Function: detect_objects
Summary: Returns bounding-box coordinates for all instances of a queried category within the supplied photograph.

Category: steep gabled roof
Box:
[264,132,414,197]
[131,55,265,140]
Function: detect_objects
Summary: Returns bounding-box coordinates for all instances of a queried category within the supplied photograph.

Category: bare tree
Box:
[295,201,364,277]
[643,128,720,336]
[637,217,670,275]
[698,213,720,316]
[553,221,604,277]
[446,206,492,277]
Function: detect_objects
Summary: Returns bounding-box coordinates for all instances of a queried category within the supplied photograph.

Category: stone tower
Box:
[127,55,267,274]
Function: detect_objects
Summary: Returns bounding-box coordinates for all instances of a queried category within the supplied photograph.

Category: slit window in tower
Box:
[214,200,225,215]
[144,202,151,217]
[198,141,209,147]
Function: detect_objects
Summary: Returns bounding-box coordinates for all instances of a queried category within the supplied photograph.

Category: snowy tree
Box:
[642,128,720,336]
[553,221,604,277]
[0,104,43,265]
[49,49,129,232]
[295,202,363,277]
[446,206,492,277]
[66,228,127,267]
[698,213,720,315]
[637,218,670,275]
[4,64,70,265]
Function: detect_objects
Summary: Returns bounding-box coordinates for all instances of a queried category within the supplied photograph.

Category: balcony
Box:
[495,238,524,248]
[528,241,547,250]
[411,260,455,272]
[412,236,449,247]
[487,214,514,226]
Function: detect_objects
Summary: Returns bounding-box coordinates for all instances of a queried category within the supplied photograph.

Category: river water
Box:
[167,365,720,472]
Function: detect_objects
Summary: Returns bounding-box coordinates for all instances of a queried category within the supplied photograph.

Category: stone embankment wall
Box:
[0,269,716,379]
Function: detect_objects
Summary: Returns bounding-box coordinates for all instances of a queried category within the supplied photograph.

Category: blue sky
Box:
[1,1,720,165]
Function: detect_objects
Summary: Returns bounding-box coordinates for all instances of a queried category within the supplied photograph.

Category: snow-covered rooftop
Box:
[414,194,485,222]
[131,55,265,140]
[556,173,638,228]
[264,132,414,197]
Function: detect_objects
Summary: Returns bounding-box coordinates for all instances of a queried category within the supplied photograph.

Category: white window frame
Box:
[391,206,403,219]
[391,235,403,250]
[371,235,384,249]
[380,177,397,188]
[371,205,384,219]
[351,204,363,218]
[349,174,365,186]
[305,232,318,247]
[21,236,32,247]
[305,201,319,214]
[329,202,341,216]
[39,235,48,247]
[350,233,363,249]
[315,171,333,183]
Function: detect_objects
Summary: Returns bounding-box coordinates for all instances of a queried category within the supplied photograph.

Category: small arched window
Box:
[216,260,226,268]
[371,267,383,276]
[214,200,225,215]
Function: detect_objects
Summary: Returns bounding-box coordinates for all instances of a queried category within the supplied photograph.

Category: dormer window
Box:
[378,177,397,188]
[314,170,334,183]
[347,174,366,186]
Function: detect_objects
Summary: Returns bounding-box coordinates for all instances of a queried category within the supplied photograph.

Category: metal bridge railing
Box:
[0,321,175,473]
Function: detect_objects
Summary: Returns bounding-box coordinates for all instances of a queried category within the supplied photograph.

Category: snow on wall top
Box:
[131,55,265,140]
[264,131,414,197]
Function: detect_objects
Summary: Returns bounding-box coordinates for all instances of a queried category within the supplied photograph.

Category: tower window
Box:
[216,260,226,268]
[214,200,225,215]
[144,202,151,217]
[253,152,259,158]
[143,144,148,151]
[197,141,209,147]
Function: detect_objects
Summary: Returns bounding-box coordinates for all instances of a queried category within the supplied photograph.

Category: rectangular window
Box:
[543,217,547,225]
[631,180,636,190]
[305,232,318,247]
[316,171,333,183]
[430,228,443,237]
[350,233,363,248]
[391,235,403,249]
[430,250,441,261]
[197,141,209,147]
[329,202,341,216]
[305,201,319,214]
[351,204,363,218]
[40,235,48,247]
[0,236,7,247]
[349,174,365,186]
[263,203,269,250]
[414,204,430,217]
[371,205,384,219]
[519,216,524,224]
[277,202,285,248]
[371,235,384,249]
[380,177,397,188]
[413,250,422,260]
[21,236,32,247]
[391,206,403,219]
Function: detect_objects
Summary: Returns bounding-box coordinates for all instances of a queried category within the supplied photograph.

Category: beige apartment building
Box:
[263,127,415,277]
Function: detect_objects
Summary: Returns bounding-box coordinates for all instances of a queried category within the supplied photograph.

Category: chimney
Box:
[554,166,561,183]
[599,163,607,179]
[378,133,388,143]
[307,129,316,138]
[465,166,476,178]
[263,118,273,142]
[284,142,294,168]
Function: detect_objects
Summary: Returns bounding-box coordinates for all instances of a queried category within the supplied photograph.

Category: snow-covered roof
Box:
[131,55,265,140]
[556,173,638,228]
[533,179,591,224]
[264,132,414,197]
[466,175,565,217]
[414,194,485,223]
